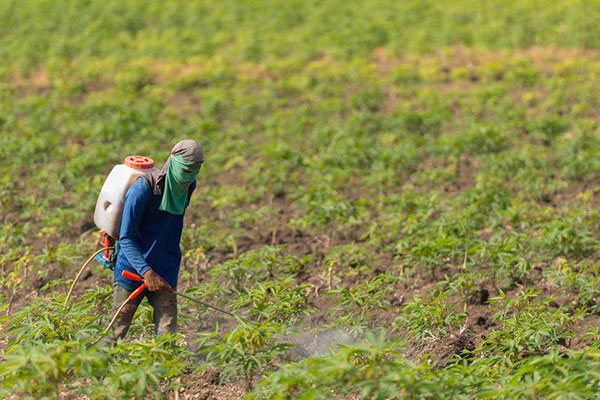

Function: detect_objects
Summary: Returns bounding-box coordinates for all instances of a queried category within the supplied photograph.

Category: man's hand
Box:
[143,270,173,293]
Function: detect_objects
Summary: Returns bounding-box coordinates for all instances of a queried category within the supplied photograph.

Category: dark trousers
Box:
[111,281,177,340]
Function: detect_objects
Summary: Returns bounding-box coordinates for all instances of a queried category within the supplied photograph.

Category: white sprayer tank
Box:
[94,156,157,239]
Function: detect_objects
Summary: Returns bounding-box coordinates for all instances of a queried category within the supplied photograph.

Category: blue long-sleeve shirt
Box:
[114,177,195,291]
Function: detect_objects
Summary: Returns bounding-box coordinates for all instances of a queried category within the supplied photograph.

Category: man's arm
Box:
[119,179,153,277]
[119,179,172,292]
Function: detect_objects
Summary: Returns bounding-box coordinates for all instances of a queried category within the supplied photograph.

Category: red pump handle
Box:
[121,270,146,300]
[128,283,147,300]
[122,270,143,282]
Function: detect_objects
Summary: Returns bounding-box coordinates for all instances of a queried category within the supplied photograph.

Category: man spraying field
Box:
[110,139,203,340]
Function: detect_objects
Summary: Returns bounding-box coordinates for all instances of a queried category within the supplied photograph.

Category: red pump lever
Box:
[122,270,143,282]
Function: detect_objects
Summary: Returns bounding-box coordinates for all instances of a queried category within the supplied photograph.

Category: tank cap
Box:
[124,155,155,170]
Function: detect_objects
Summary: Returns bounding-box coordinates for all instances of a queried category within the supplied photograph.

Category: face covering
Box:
[159,154,202,215]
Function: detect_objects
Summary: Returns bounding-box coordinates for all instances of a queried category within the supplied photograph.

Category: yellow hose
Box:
[64,247,113,306]
[91,296,130,345]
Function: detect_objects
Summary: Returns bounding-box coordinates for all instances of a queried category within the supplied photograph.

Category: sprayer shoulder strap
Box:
[141,175,153,192]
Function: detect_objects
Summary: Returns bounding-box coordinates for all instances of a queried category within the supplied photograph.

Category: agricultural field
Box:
[3,0,600,398]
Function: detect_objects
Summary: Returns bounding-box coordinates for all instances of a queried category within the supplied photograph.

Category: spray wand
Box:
[120,270,245,320]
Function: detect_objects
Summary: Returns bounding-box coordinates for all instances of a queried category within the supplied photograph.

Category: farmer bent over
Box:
[110,139,203,341]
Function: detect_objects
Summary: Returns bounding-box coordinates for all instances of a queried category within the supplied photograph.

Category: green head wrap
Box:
[158,140,203,215]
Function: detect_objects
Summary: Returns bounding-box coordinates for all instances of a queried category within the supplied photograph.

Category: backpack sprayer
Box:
[64,155,156,305]
[64,155,244,342]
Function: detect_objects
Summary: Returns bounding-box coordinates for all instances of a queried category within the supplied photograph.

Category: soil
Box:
[172,368,246,400]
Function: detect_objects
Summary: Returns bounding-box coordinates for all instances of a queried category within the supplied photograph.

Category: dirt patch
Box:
[11,67,53,95]
[174,368,246,400]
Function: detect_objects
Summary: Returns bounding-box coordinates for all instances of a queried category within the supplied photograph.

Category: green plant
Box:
[197,321,292,390]
[394,290,467,340]
[326,274,397,333]
[231,276,314,324]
